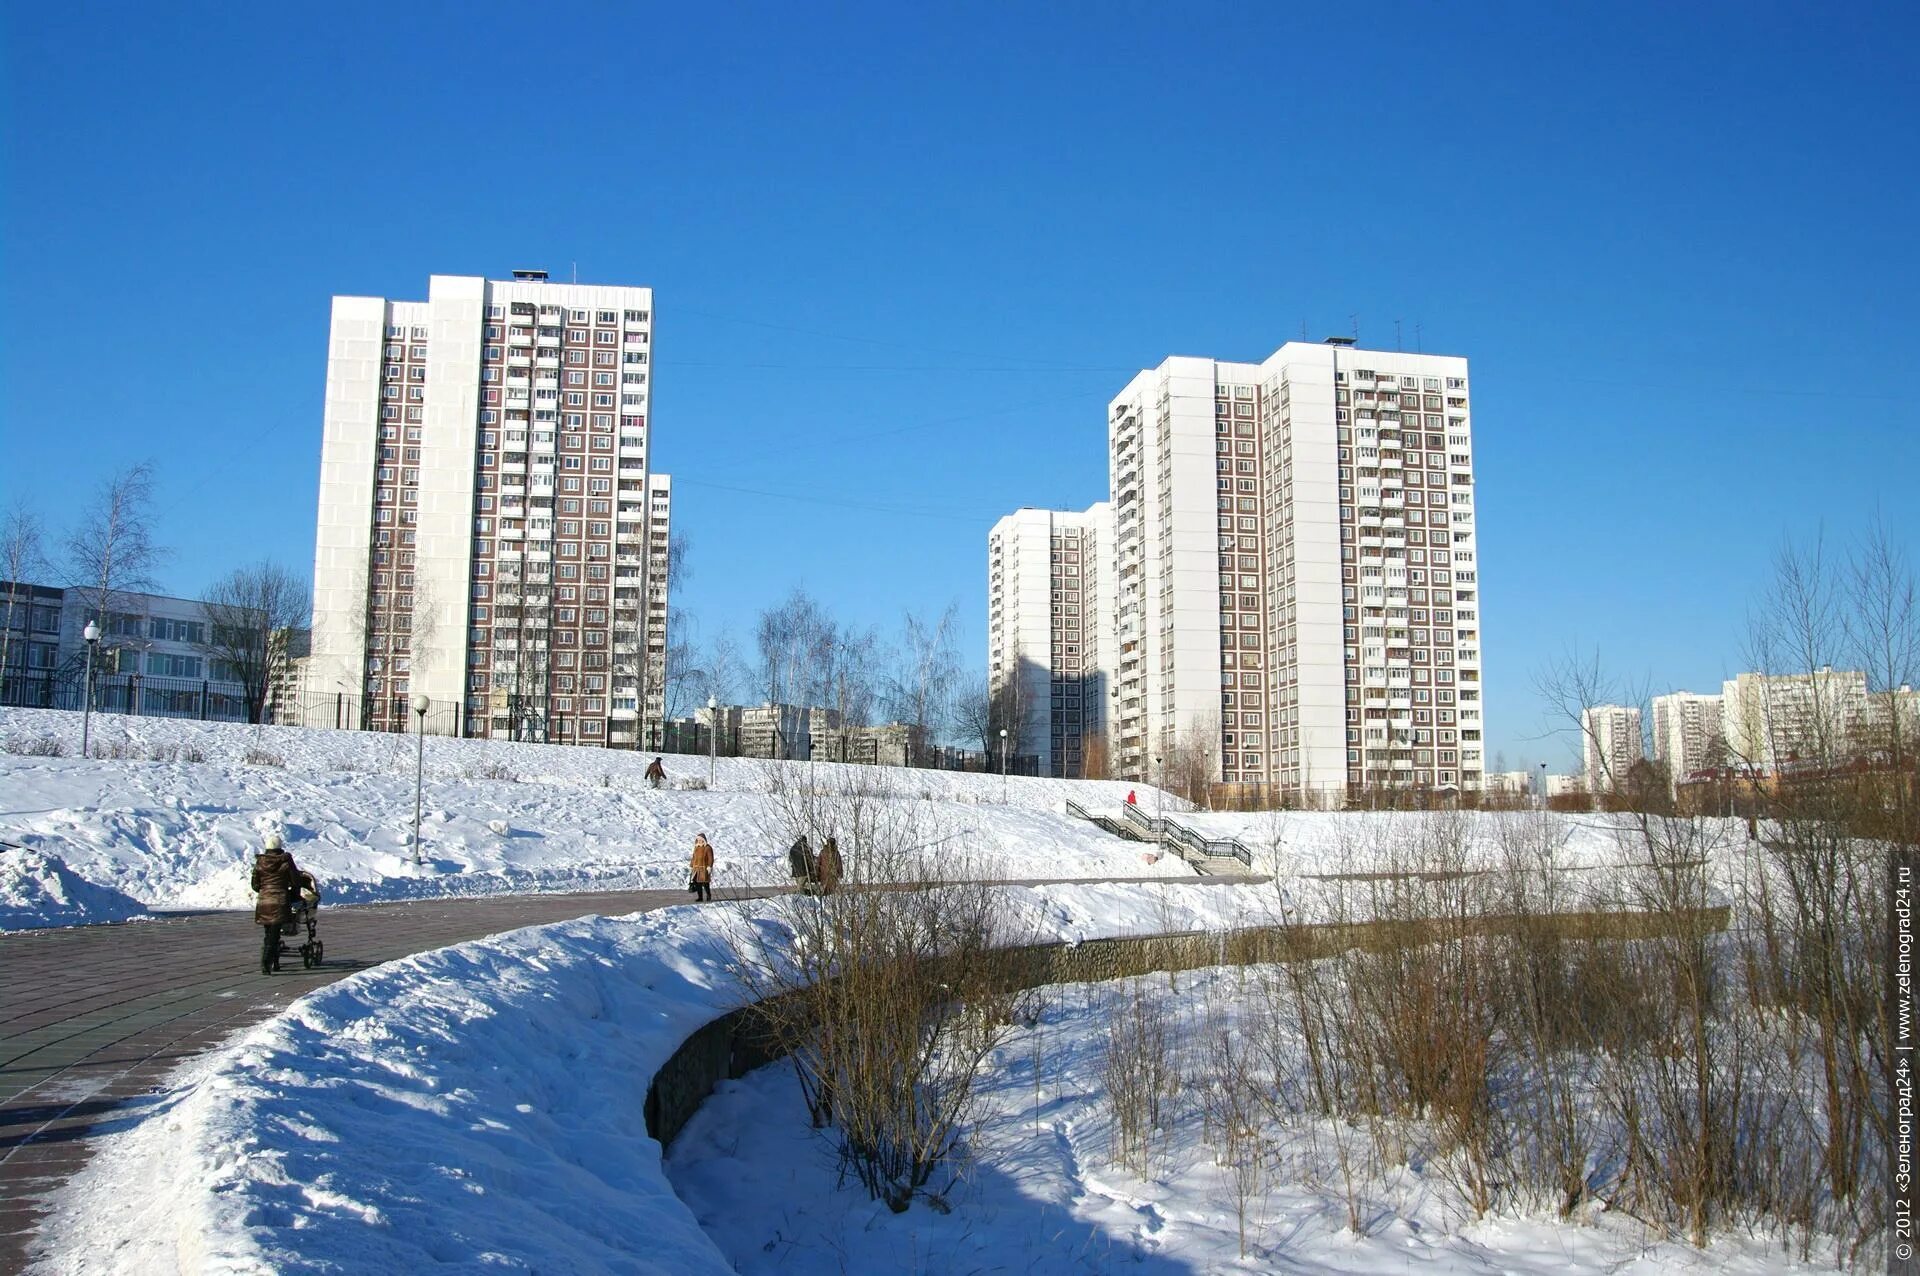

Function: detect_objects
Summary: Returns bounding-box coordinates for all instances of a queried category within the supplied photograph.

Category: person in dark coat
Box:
[816,835,842,896]
[252,832,300,927]
[689,833,715,903]
[645,757,667,789]
[787,835,817,893]
[252,832,301,971]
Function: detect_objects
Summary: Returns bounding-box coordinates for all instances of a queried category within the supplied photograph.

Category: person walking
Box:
[251,832,301,974]
[645,757,667,789]
[787,835,817,894]
[1125,790,1138,806]
[816,834,842,897]
[689,832,715,903]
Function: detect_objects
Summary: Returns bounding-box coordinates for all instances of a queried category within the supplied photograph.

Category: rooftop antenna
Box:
[1415,321,1424,353]
[1395,318,1403,352]
[571,261,578,284]
[1350,313,1360,342]
[1299,319,1309,340]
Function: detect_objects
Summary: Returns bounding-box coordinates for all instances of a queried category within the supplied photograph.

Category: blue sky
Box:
[3,2,1915,768]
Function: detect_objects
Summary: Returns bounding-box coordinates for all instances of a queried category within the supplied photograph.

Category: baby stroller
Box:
[259,876,323,974]
[287,877,323,969]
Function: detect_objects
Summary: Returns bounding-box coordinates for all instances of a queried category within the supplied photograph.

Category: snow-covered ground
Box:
[671,967,1834,1275]
[0,708,1192,930]
[33,885,1831,1275]
[27,883,1251,1274]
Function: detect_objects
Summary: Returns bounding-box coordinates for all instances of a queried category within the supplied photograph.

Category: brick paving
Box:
[0,874,1249,1268]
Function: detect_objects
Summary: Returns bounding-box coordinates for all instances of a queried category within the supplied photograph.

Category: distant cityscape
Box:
[5,270,1911,810]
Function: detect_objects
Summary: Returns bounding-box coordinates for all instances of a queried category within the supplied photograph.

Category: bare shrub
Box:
[1101,977,1177,1177]
[728,779,1036,1213]
[463,761,517,782]
[4,734,67,757]
[241,746,285,768]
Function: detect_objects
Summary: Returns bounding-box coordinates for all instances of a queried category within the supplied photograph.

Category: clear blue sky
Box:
[4,2,1915,769]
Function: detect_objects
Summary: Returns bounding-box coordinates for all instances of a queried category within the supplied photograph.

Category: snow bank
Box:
[0,708,1193,931]
[0,846,149,930]
[31,882,1264,1274]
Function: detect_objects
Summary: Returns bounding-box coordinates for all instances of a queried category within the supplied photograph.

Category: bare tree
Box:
[198,561,310,724]
[65,462,167,630]
[1,504,50,701]
[886,604,960,759]
[953,673,996,757]
[756,588,832,707]
[703,631,746,706]
[817,620,883,728]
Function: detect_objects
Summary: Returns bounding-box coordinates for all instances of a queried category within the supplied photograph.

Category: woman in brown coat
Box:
[689,833,715,903]
[251,832,300,972]
[816,835,842,896]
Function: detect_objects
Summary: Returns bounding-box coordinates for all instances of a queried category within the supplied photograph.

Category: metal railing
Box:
[2,669,252,724]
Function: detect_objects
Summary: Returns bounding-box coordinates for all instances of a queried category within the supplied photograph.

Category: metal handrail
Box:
[1161,817,1254,868]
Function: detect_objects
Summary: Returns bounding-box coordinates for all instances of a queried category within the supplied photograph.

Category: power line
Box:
[670,302,1119,371]
[670,476,985,524]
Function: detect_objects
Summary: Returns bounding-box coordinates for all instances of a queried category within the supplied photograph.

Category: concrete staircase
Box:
[1064,800,1260,875]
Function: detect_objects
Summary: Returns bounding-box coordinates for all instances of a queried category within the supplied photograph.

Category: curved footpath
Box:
[0,874,1257,1270]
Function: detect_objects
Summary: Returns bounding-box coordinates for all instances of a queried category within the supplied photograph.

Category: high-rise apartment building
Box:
[1103,342,1483,801]
[986,504,1113,777]
[1650,691,1725,781]
[312,271,671,746]
[1581,704,1645,792]
[1720,668,1870,772]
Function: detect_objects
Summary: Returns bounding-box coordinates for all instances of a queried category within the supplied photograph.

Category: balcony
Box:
[507,355,531,370]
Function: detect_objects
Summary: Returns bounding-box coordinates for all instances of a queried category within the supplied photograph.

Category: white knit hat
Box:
[263,831,284,850]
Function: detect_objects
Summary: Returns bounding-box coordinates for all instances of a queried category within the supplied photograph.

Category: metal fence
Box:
[1,669,252,724]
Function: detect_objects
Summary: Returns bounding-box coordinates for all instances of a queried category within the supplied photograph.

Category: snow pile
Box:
[0,708,1194,931]
[32,882,1260,1274]
[0,845,149,930]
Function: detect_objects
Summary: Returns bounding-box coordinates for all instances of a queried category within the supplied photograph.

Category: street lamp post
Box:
[999,728,1009,802]
[1537,761,1549,812]
[81,621,100,758]
[1154,753,1165,846]
[707,694,718,790]
[412,693,431,865]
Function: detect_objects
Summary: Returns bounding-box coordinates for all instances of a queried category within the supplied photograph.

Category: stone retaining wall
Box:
[643,904,1727,1149]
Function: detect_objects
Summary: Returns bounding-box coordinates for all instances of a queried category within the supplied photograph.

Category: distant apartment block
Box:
[1650,691,1725,781]
[311,271,671,747]
[1102,342,1483,801]
[1581,704,1644,792]
[986,504,1113,777]
[1720,668,1870,772]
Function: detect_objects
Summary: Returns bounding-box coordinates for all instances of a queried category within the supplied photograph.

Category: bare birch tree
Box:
[886,604,960,761]
[1,504,50,700]
[65,462,167,628]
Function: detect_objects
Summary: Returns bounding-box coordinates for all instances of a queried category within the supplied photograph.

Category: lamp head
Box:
[83,621,100,644]
[411,693,431,716]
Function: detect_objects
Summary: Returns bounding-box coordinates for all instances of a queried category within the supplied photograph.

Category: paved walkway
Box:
[0,875,1258,1269]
